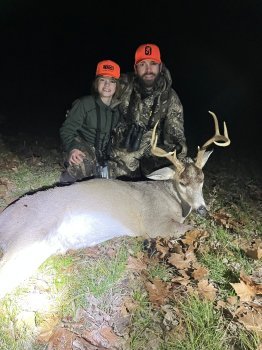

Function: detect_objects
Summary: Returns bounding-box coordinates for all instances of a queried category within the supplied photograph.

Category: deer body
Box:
[0,111,230,299]
[0,178,193,298]
[0,179,191,251]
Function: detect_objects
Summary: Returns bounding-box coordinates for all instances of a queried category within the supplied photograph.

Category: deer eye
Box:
[179,182,186,187]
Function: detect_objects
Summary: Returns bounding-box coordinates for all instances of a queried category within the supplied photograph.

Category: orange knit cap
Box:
[96,60,120,79]
[135,44,161,65]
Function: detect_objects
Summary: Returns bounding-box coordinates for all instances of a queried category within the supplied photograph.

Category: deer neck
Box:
[164,181,192,219]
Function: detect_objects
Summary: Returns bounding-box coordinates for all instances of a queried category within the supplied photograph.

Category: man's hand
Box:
[137,130,152,156]
[163,141,188,160]
[69,149,86,165]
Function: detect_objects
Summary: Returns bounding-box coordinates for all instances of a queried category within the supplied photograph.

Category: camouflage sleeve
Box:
[112,74,134,149]
[111,120,128,149]
[163,90,188,159]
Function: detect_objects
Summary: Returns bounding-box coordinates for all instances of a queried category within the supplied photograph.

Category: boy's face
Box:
[97,77,117,98]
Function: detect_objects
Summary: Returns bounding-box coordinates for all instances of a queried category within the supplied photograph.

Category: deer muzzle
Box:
[196,205,208,216]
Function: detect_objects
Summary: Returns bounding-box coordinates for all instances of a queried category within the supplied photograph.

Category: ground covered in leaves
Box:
[0,130,261,350]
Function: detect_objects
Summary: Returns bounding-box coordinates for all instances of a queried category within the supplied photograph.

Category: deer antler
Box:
[195,111,231,169]
[151,122,185,174]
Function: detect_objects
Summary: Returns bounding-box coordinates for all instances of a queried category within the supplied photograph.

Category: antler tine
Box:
[200,111,231,149]
[151,122,173,157]
[195,111,231,169]
[213,120,231,147]
[151,122,185,173]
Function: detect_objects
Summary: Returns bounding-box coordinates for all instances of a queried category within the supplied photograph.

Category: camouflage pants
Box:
[60,139,97,183]
[60,135,171,182]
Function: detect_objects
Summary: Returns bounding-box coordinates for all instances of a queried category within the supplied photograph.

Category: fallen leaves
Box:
[195,279,217,301]
[127,255,147,271]
[230,270,262,302]
[37,314,61,342]
[234,303,262,334]
[16,225,262,349]
[212,209,244,230]
[191,264,209,281]
[215,270,262,338]
[181,228,210,247]
[168,252,191,270]
[240,239,262,260]
[142,230,262,339]
[230,280,256,302]
[43,295,124,350]
[82,325,120,348]
[47,328,76,350]
[145,278,171,306]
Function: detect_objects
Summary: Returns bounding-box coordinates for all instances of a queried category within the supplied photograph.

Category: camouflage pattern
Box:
[110,64,188,178]
[61,137,97,181]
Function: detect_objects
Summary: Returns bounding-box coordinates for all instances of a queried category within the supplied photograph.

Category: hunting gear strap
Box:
[95,101,115,165]
[125,92,159,151]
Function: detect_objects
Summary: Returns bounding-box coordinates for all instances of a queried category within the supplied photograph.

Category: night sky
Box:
[0,0,261,163]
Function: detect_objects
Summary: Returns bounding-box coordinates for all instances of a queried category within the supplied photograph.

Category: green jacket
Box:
[60,95,120,155]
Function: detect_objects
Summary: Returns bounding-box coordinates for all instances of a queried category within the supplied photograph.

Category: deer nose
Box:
[196,205,208,216]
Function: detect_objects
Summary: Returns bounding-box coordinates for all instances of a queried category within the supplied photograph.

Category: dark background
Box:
[0,0,261,163]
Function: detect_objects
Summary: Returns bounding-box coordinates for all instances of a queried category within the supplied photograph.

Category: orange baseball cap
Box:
[96,60,120,79]
[135,44,162,64]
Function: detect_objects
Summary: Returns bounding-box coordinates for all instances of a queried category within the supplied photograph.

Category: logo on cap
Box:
[145,46,152,56]
[103,64,114,71]
[96,60,120,79]
[134,43,161,65]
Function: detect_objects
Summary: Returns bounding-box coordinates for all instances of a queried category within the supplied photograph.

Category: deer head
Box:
[148,111,231,216]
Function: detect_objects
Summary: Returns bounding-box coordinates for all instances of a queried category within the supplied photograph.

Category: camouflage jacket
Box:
[112,64,187,159]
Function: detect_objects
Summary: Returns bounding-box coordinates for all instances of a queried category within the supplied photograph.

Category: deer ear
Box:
[146,167,175,180]
[199,150,213,168]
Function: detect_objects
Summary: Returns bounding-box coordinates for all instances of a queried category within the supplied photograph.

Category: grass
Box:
[236,329,261,350]
[1,163,60,196]
[147,261,174,282]
[129,287,163,350]
[0,297,36,350]
[61,240,135,316]
[39,254,74,290]
[165,295,228,350]
[0,134,61,209]
[196,224,256,298]
[0,132,261,349]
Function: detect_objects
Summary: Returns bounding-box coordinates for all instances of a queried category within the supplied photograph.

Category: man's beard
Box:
[137,73,160,89]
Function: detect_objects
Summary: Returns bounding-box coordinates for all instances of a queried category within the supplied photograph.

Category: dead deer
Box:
[0,111,230,299]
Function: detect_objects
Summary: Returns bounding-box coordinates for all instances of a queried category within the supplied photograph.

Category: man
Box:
[110,43,188,178]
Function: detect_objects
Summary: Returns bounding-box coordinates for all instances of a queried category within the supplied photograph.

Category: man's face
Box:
[135,60,161,87]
